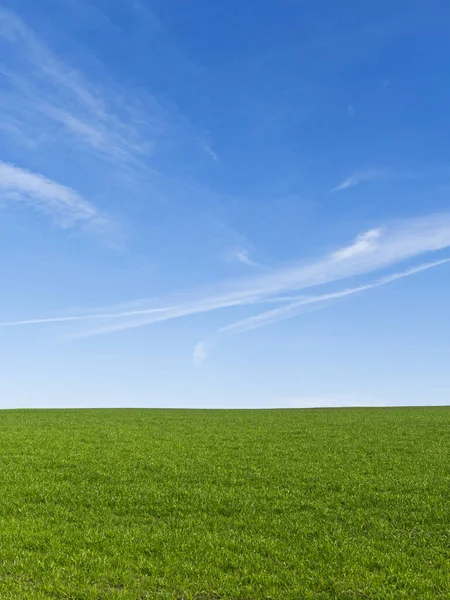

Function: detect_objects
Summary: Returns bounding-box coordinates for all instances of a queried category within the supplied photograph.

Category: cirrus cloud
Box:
[0,161,113,234]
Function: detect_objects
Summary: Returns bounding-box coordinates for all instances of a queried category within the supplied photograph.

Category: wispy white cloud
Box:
[193,340,215,367]
[192,304,329,366]
[0,7,129,161]
[331,228,381,261]
[331,168,387,192]
[38,103,161,177]
[0,7,107,117]
[2,212,450,341]
[0,5,208,180]
[192,258,450,364]
[232,248,263,268]
[221,258,450,336]
[0,161,112,232]
[0,294,299,329]
[0,4,251,271]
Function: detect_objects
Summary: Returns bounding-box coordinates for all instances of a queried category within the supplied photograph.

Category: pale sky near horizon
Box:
[1,0,450,408]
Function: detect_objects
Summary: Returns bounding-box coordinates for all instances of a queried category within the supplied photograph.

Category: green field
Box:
[0,408,449,599]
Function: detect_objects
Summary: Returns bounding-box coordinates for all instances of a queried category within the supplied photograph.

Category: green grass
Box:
[0,408,449,599]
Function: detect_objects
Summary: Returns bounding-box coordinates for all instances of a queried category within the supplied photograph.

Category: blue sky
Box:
[1,0,450,408]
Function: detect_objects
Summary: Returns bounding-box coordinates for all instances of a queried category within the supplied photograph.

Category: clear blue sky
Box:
[1,0,450,408]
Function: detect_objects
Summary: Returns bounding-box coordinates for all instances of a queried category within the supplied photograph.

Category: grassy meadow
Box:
[0,407,449,599]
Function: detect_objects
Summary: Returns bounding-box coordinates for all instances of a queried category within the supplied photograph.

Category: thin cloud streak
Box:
[193,258,450,364]
[0,161,112,231]
[0,7,107,119]
[0,6,214,181]
[233,248,263,268]
[0,295,291,328]
[220,258,450,336]
[0,307,169,328]
[331,168,387,192]
[0,7,168,179]
[1,213,450,336]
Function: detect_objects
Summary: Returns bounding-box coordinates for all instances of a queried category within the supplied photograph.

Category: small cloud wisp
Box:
[0,161,112,232]
[331,168,387,192]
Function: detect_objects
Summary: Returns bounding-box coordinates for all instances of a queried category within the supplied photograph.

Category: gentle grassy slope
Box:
[0,408,449,599]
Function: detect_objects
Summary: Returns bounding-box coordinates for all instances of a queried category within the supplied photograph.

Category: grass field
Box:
[0,408,449,599]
